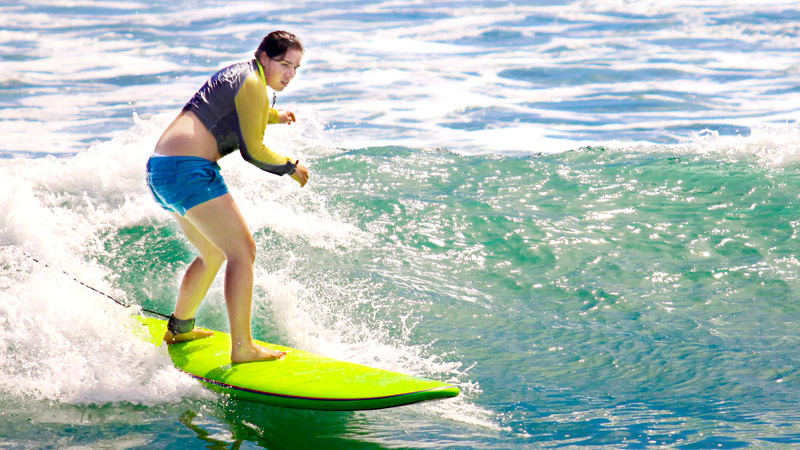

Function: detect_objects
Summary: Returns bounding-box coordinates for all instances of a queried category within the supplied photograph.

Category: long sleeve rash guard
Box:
[183,59,297,176]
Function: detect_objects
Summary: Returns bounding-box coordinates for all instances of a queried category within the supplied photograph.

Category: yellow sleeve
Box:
[268,108,280,124]
[233,73,296,175]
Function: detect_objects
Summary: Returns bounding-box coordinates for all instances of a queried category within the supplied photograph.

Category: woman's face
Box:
[262,48,302,92]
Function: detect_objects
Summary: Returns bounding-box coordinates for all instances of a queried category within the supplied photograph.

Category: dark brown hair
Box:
[254,30,304,60]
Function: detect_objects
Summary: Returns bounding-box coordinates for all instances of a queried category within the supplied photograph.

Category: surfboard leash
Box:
[21,251,170,319]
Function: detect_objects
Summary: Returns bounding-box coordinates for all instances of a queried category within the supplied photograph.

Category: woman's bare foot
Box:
[231,341,286,363]
[163,327,214,344]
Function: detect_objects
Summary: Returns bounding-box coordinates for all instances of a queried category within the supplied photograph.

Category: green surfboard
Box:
[135,316,459,410]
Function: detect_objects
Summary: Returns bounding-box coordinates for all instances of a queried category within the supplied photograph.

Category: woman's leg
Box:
[184,193,285,363]
[163,212,226,344]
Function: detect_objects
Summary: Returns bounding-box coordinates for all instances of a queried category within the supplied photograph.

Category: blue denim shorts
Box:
[146,155,228,216]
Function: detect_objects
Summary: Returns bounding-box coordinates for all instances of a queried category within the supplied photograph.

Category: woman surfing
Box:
[145,31,307,363]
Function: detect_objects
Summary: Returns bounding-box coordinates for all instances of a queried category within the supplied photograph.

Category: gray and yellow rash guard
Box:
[183,59,297,176]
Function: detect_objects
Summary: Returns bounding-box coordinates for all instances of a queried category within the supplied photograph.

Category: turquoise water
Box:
[4,1,800,449]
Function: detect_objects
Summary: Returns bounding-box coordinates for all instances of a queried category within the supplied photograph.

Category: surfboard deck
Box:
[134,316,459,410]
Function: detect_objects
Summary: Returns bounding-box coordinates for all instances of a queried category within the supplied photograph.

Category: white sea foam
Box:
[0,112,206,404]
[0,258,205,405]
[686,123,800,167]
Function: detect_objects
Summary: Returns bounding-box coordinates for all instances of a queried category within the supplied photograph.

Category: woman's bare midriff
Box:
[154,111,220,162]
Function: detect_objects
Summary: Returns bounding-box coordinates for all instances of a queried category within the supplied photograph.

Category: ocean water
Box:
[3,0,800,448]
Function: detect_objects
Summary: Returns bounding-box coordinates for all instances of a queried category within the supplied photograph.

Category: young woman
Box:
[146,31,308,363]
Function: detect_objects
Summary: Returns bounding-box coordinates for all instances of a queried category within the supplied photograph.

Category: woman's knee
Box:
[201,247,226,270]
[243,236,257,263]
[225,236,256,264]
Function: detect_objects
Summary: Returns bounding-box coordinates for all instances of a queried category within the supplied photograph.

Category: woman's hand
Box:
[291,163,308,187]
[277,109,296,124]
